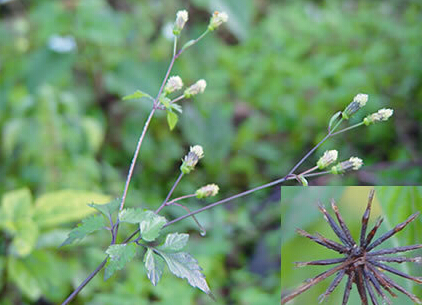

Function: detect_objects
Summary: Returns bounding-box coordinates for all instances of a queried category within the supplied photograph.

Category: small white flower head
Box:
[184,79,207,98]
[330,157,363,174]
[173,10,188,36]
[196,184,219,199]
[342,93,368,119]
[180,145,204,174]
[317,150,338,169]
[363,108,394,126]
[164,76,183,94]
[208,11,228,31]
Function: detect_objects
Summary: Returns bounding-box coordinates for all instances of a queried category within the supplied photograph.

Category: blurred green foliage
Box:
[0,0,421,303]
[281,186,422,305]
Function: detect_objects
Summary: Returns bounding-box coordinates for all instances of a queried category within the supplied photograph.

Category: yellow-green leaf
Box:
[33,190,112,228]
[167,111,178,131]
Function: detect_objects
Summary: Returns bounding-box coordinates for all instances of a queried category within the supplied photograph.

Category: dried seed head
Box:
[164,76,183,94]
[330,157,363,174]
[196,184,219,198]
[208,11,228,31]
[363,108,394,126]
[184,79,207,98]
[317,150,339,169]
[173,10,188,36]
[180,145,204,174]
[342,93,368,119]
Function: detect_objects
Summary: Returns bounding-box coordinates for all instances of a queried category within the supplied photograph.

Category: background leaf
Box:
[33,190,112,228]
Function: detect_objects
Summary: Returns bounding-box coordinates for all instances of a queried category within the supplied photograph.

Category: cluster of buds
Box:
[208,11,228,31]
[316,150,338,169]
[180,145,204,174]
[196,184,219,199]
[363,108,394,125]
[173,10,188,36]
[184,79,207,98]
[330,157,363,174]
[342,93,368,119]
[164,76,183,95]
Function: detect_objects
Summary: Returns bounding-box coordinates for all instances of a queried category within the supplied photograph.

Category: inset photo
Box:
[281,186,422,305]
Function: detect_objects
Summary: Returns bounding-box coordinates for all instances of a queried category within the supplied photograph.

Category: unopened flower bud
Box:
[164,76,183,94]
[208,11,228,31]
[330,157,363,174]
[342,93,368,120]
[173,10,188,36]
[317,150,338,169]
[196,184,219,198]
[184,79,206,98]
[363,108,394,126]
[180,145,204,174]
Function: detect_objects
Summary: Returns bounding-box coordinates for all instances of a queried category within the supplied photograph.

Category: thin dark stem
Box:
[360,189,375,247]
[364,217,384,248]
[172,202,206,236]
[366,212,420,251]
[367,244,422,256]
[317,203,353,247]
[155,172,184,213]
[330,122,365,136]
[368,260,422,283]
[342,271,354,305]
[287,133,331,176]
[331,199,355,246]
[281,259,352,304]
[164,176,287,228]
[61,258,107,305]
[295,257,346,267]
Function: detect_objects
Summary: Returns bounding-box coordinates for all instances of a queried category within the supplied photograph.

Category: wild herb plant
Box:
[58,10,394,304]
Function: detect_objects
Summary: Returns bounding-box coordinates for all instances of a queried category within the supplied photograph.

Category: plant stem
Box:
[330,121,365,136]
[155,172,184,213]
[119,108,157,211]
[177,29,209,58]
[119,37,179,212]
[287,118,344,176]
[164,176,287,228]
[61,258,107,305]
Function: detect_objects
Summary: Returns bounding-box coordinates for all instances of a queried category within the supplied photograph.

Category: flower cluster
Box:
[180,145,204,174]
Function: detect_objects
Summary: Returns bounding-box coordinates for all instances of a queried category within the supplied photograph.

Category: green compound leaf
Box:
[144,248,164,286]
[157,251,211,295]
[139,211,167,242]
[167,111,178,131]
[89,199,120,218]
[122,90,153,101]
[61,214,106,247]
[158,233,189,252]
[104,243,137,280]
[119,208,148,224]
